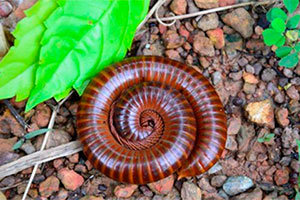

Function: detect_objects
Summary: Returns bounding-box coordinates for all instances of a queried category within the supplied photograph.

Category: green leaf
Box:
[262,28,284,46]
[24,128,52,139]
[264,133,275,142]
[279,52,299,68]
[271,18,286,33]
[266,7,288,22]
[54,88,72,102]
[275,36,286,47]
[258,133,275,143]
[287,14,300,28]
[257,138,264,143]
[0,0,58,102]
[296,191,300,200]
[284,0,299,13]
[13,129,52,150]
[295,42,300,52]
[12,139,25,150]
[276,46,293,58]
[286,30,299,41]
[25,0,150,111]
[296,139,300,162]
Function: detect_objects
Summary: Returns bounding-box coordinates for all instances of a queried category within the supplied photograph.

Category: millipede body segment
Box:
[76,56,227,184]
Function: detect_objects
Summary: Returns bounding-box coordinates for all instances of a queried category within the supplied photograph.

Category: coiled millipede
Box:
[76,56,227,184]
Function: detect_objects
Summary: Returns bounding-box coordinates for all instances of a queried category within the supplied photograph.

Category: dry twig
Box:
[21,91,74,200]
[136,0,166,31]
[0,141,82,180]
[3,100,29,129]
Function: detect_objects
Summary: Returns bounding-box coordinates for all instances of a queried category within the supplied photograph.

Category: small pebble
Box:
[57,168,84,191]
[98,184,107,191]
[232,97,244,106]
[291,77,300,86]
[181,182,202,200]
[197,13,219,31]
[245,64,255,74]
[211,175,227,187]
[33,174,46,184]
[253,63,262,75]
[212,71,222,85]
[286,86,300,100]
[283,68,293,78]
[261,68,277,82]
[278,78,289,87]
[222,176,254,196]
[0,1,12,17]
[114,184,138,199]
[238,57,248,67]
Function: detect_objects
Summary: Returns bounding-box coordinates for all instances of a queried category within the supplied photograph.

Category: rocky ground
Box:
[0,0,299,199]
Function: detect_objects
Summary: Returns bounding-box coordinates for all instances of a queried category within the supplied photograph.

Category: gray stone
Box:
[238,57,248,67]
[20,141,36,154]
[212,71,222,85]
[0,152,19,166]
[181,182,202,200]
[291,77,300,86]
[245,64,255,74]
[229,71,243,81]
[261,68,277,82]
[253,63,262,75]
[164,188,180,200]
[222,176,254,196]
[283,68,293,78]
[0,1,12,17]
[267,82,279,94]
[278,78,289,87]
[187,0,199,13]
[211,175,227,187]
[257,182,276,192]
[243,83,256,94]
[218,189,229,200]
[197,13,219,31]
[222,8,254,38]
[274,92,285,104]
[225,136,238,151]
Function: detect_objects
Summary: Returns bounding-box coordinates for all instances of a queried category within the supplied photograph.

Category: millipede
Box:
[76,56,227,184]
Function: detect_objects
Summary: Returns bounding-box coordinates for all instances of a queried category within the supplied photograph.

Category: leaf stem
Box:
[3,99,29,129]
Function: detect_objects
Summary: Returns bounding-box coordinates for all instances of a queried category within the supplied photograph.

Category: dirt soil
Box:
[0,0,299,200]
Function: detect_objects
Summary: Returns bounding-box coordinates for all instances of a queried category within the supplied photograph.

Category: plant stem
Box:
[21,91,73,200]
[0,141,82,180]
[3,99,29,129]
[136,0,166,32]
